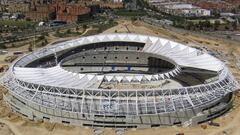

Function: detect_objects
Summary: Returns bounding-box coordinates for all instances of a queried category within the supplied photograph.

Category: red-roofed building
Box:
[54,4,91,22]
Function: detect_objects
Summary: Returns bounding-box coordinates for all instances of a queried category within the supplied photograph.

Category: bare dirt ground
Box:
[0,20,240,135]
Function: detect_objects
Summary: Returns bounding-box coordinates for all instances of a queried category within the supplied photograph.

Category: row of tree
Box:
[174,20,238,31]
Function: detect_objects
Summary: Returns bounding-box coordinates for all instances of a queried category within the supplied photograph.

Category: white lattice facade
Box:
[1,33,239,128]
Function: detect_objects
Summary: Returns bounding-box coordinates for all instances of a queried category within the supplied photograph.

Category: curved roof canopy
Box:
[12,33,224,89]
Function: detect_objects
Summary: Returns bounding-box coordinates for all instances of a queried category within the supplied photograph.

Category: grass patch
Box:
[92,20,118,33]
[53,29,83,38]
[114,9,146,17]
[0,20,36,28]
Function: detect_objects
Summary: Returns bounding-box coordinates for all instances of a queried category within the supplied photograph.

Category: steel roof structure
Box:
[1,33,239,127]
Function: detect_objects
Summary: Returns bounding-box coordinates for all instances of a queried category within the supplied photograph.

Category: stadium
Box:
[1,33,239,128]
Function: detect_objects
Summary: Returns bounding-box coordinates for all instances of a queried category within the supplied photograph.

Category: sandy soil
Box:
[0,20,240,135]
[0,122,15,135]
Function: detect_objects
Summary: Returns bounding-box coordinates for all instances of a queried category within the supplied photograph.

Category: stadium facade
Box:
[1,33,239,128]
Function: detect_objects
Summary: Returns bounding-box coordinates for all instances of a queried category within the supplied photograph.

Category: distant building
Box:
[1,12,11,19]
[153,3,211,17]
[7,3,30,13]
[193,1,237,12]
[0,5,6,12]
[55,4,91,22]
[1,0,123,22]
[25,5,54,21]
[125,0,138,10]
[22,0,91,22]
[220,12,235,17]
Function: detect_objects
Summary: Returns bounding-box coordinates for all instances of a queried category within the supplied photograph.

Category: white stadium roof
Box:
[12,33,224,89]
[2,33,239,116]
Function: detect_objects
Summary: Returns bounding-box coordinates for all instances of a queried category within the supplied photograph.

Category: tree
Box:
[198,21,204,30]
[83,24,87,30]
[173,21,177,27]
[55,29,62,37]
[43,32,49,36]
[214,20,220,30]
[203,20,211,28]
[131,17,137,22]
[28,43,33,52]
[11,43,16,48]
[56,29,60,34]
[66,29,71,34]
[227,35,231,39]
[232,21,238,30]
[225,25,229,30]
[76,26,79,31]
[44,39,48,44]
[185,21,194,30]
[0,44,6,49]
[38,34,45,40]
[109,19,114,24]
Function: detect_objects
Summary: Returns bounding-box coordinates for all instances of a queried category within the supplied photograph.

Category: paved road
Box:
[141,17,240,42]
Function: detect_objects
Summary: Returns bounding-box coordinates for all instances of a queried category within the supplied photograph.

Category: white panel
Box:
[87,36,94,42]
[107,35,115,40]
[97,75,104,81]
[79,74,85,79]
[134,35,141,42]
[113,35,121,41]
[159,74,165,79]
[82,37,90,44]
[135,75,143,81]
[116,76,123,82]
[97,35,105,41]
[138,35,147,42]
[144,75,152,81]
[103,35,111,41]
[123,34,131,41]
[87,75,95,80]
[106,76,113,82]
[126,76,133,82]
[169,72,174,77]
[165,73,170,78]
[153,75,159,80]
[128,34,137,41]
[93,36,100,43]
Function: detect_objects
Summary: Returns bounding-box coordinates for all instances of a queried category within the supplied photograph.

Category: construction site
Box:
[0,20,240,135]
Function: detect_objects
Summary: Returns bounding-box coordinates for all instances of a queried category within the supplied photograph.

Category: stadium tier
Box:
[1,33,239,128]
